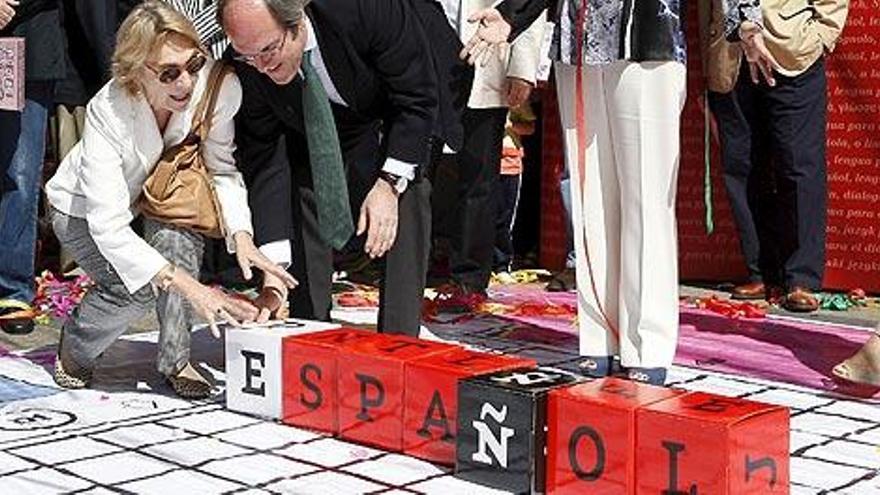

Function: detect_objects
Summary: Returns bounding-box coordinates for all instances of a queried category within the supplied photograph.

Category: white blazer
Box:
[457,0,546,109]
[46,59,252,294]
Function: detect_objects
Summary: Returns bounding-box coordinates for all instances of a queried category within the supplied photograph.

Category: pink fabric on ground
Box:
[489,284,878,399]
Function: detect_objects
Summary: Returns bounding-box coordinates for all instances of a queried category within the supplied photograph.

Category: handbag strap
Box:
[191,60,231,141]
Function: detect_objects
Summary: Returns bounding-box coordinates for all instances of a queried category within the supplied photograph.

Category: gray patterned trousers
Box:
[51,209,204,376]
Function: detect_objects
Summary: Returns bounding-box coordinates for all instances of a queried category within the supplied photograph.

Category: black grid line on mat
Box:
[0,402,450,494]
[2,325,880,494]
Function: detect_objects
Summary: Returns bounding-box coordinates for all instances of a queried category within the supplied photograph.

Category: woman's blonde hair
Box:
[112,1,204,95]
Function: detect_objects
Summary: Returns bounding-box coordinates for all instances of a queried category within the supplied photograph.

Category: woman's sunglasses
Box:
[147,52,208,85]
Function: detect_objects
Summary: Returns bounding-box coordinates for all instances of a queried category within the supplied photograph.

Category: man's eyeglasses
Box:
[231,28,292,64]
[147,52,208,85]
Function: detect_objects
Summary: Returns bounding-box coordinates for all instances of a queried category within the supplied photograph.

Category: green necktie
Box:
[301,51,354,249]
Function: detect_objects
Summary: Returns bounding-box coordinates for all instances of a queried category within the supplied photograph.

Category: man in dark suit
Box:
[218,0,469,336]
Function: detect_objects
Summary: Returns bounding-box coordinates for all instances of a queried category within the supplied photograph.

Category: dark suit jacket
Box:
[0,0,65,82]
[56,0,118,105]
[230,0,470,247]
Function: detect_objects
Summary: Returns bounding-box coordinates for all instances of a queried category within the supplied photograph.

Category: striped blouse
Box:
[163,0,228,59]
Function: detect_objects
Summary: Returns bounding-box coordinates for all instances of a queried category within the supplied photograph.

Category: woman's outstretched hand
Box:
[160,266,259,338]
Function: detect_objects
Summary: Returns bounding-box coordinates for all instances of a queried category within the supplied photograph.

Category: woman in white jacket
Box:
[46,1,296,398]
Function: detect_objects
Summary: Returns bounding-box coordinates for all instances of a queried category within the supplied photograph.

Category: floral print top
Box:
[498,0,763,66]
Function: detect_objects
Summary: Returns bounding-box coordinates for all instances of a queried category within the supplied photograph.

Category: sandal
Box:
[54,355,92,389]
[0,299,36,335]
[832,361,858,382]
[831,334,880,387]
[167,363,213,399]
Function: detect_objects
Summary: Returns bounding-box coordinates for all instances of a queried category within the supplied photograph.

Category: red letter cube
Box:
[547,378,683,494]
[337,335,458,451]
[282,328,383,433]
[636,392,790,494]
[403,348,537,464]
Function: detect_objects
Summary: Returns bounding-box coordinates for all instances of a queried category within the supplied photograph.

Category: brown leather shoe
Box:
[783,287,819,313]
[731,282,766,300]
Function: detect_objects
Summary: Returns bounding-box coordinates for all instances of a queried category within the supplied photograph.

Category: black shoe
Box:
[0,299,35,335]
[546,268,576,292]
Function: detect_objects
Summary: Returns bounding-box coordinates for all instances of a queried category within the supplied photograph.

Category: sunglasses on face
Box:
[147,52,208,85]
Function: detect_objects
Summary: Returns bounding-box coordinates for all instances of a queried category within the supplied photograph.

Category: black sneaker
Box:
[0,299,35,335]
[546,268,576,292]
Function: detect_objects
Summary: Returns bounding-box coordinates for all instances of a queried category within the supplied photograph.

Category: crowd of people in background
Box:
[2,0,873,399]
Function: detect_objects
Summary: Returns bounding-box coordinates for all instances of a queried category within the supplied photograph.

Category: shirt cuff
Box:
[225,227,254,256]
[259,240,292,269]
[382,158,417,181]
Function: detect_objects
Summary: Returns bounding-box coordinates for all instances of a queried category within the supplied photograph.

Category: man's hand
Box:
[506,77,533,108]
[254,271,288,323]
[357,179,399,259]
[233,231,298,289]
[0,0,19,30]
[461,8,512,66]
[739,22,780,87]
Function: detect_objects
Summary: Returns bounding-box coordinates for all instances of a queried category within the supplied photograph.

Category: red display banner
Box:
[675,3,748,284]
[541,2,880,293]
[822,2,880,291]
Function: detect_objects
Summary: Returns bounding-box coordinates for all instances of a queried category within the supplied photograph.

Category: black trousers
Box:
[493,173,521,272]
[709,58,828,290]
[287,126,431,337]
[448,107,509,290]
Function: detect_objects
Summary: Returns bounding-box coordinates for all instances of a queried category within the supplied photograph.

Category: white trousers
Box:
[556,61,686,368]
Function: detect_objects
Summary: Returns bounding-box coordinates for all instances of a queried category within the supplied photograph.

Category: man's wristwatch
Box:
[379,171,409,195]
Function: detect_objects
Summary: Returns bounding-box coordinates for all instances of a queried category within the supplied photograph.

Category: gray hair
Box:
[216,0,310,31]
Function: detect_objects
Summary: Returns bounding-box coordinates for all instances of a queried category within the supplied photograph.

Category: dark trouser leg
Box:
[710,74,765,283]
[286,129,334,321]
[449,108,508,291]
[493,173,521,272]
[289,181,334,321]
[378,178,432,336]
[765,59,828,290]
[341,126,431,336]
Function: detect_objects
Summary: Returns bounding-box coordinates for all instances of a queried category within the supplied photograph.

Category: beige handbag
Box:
[138,61,230,239]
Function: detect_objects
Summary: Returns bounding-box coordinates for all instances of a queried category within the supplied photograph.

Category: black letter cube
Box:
[455,367,584,494]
